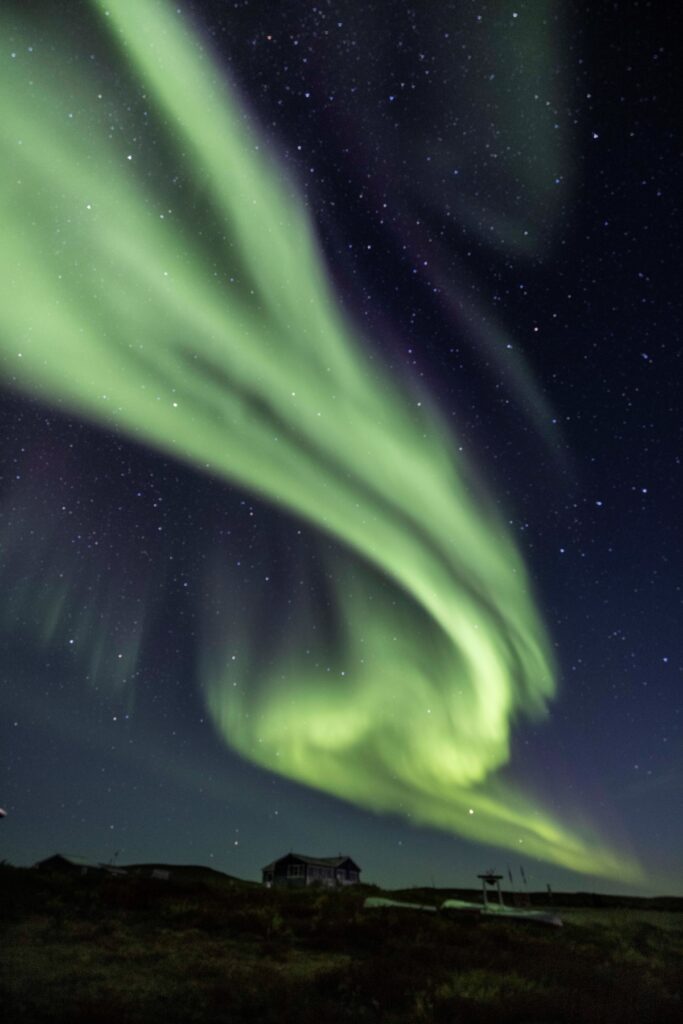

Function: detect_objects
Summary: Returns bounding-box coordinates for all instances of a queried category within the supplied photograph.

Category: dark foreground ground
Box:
[1,864,681,1024]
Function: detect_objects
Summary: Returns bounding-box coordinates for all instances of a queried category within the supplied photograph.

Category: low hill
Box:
[122,862,258,886]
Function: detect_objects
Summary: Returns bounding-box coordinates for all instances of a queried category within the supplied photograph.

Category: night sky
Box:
[1,0,680,895]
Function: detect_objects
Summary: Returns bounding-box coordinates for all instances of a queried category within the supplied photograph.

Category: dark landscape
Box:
[1,863,681,1024]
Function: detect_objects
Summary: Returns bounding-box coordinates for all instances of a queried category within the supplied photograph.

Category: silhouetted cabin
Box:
[262,853,361,888]
[34,854,126,877]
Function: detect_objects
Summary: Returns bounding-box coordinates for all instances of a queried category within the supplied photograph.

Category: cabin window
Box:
[348,871,359,881]
[287,863,304,878]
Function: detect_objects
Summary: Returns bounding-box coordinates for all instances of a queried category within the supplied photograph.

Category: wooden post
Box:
[478,872,504,908]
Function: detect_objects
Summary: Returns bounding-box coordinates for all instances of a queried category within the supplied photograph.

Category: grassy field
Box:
[1,864,681,1023]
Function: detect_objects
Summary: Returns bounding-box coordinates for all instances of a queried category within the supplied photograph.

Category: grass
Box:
[0,864,681,1023]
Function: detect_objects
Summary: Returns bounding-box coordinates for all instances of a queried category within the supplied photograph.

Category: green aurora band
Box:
[0,0,639,879]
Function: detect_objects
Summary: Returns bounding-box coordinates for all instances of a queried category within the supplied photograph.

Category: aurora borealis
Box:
[1,1,680,893]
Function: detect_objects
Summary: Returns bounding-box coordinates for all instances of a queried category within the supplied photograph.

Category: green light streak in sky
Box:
[0,0,639,879]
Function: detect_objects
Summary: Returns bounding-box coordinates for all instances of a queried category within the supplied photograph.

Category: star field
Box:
[0,0,680,894]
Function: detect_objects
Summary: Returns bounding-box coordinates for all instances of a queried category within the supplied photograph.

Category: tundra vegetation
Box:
[1,864,681,1023]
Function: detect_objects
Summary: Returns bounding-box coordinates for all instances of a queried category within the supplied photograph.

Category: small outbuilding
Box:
[34,854,126,877]
[262,853,361,888]
[35,854,96,875]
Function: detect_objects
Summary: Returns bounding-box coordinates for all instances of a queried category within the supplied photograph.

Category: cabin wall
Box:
[262,858,361,888]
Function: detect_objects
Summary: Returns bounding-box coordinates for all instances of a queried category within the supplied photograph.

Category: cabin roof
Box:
[262,853,361,872]
[35,853,94,868]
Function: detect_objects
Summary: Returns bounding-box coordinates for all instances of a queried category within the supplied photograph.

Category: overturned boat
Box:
[363,896,437,913]
[447,900,562,928]
[364,869,563,928]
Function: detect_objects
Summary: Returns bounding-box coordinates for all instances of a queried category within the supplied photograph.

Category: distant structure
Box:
[262,853,361,888]
[34,854,127,877]
[478,870,504,907]
[126,863,172,881]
